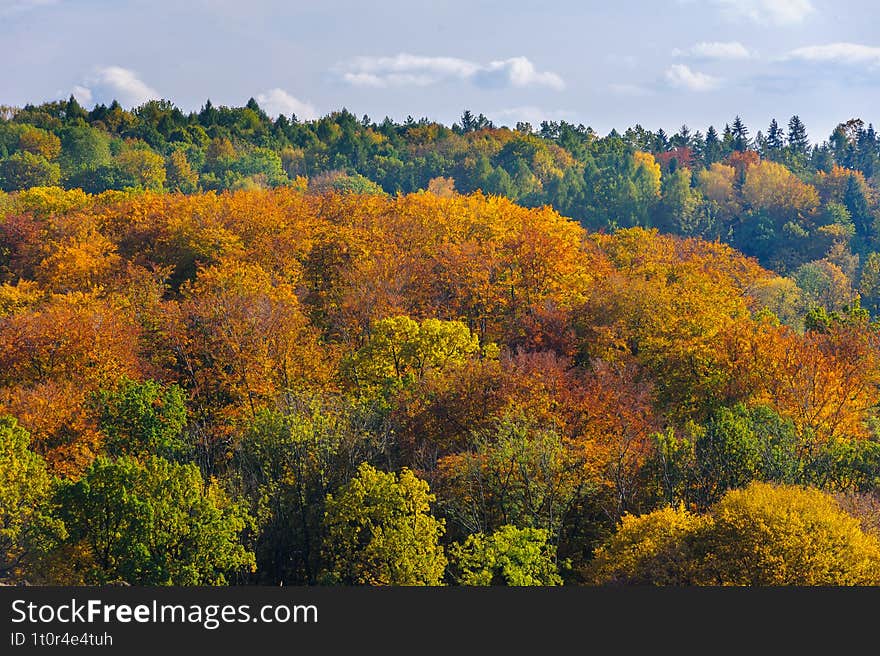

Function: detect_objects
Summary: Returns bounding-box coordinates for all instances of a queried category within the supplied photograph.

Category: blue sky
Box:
[2,0,878,142]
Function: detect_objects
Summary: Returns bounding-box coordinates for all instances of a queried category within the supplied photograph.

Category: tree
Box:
[702,482,880,585]
[843,173,873,241]
[787,116,809,157]
[703,126,721,165]
[731,116,750,152]
[321,463,447,585]
[437,413,582,540]
[165,149,199,193]
[55,455,255,585]
[448,525,563,585]
[58,126,112,179]
[691,404,800,507]
[587,505,709,585]
[589,483,880,585]
[232,404,365,585]
[92,377,188,460]
[115,146,166,190]
[0,416,64,582]
[765,119,785,156]
[0,152,61,190]
[343,316,482,391]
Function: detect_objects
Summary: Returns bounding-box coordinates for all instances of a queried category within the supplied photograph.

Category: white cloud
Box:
[73,66,159,108]
[665,64,720,91]
[678,0,814,26]
[70,85,92,106]
[785,43,880,68]
[338,53,564,90]
[476,57,565,90]
[717,0,813,25]
[255,88,318,120]
[673,41,753,60]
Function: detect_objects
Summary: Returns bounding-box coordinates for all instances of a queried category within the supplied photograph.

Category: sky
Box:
[1,0,879,142]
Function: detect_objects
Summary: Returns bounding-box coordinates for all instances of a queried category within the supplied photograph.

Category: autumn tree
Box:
[589,483,880,585]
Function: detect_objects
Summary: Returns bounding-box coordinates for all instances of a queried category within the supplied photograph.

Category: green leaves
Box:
[0,415,64,581]
[343,315,482,392]
[321,463,446,585]
[449,525,563,586]
[55,455,255,585]
[93,377,188,460]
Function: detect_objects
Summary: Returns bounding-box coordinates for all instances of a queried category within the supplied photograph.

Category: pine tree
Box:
[722,123,735,157]
[766,119,785,154]
[787,116,809,156]
[654,128,669,152]
[844,174,873,241]
[704,126,721,165]
[672,124,692,149]
[731,116,750,152]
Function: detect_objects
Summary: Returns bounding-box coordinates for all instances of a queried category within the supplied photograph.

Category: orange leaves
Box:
[0,293,141,474]
[718,318,880,446]
[171,258,330,422]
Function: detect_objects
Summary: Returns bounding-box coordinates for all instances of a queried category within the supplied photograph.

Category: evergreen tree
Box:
[787,116,809,156]
[704,125,721,164]
[722,123,735,157]
[731,116,750,152]
[766,119,785,154]
[844,174,873,242]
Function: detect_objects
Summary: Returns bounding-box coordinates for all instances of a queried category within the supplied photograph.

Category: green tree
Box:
[448,525,563,586]
[0,152,61,190]
[692,405,800,507]
[233,405,363,584]
[58,126,112,179]
[165,148,199,193]
[787,116,809,158]
[321,463,446,585]
[731,116,750,152]
[55,455,255,585]
[92,377,188,460]
[0,416,64,581]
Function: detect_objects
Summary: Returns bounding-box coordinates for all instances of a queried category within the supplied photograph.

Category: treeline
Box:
[3,188,880,585]
[2,100,880,319]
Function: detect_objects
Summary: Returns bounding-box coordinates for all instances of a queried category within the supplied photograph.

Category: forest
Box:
[3,98,880,585]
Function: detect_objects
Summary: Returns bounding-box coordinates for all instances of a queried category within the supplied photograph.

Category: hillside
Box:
[3,187,880,585]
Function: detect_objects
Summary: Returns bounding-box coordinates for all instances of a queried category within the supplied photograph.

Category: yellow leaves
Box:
[17,126,61,161]
[36,228,122,293]
[116,145,166,191]
[632,151,661,198]
[696,163,735,204]
[343,315,484,390]
[741,159,819,218]
[704,482,880,585]
[0,279,43,317]
[5,186,91,217]
[589,483,880,585]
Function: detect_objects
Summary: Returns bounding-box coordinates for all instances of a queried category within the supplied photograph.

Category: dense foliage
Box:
[3,101,880,584]
[3,100,880,315]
